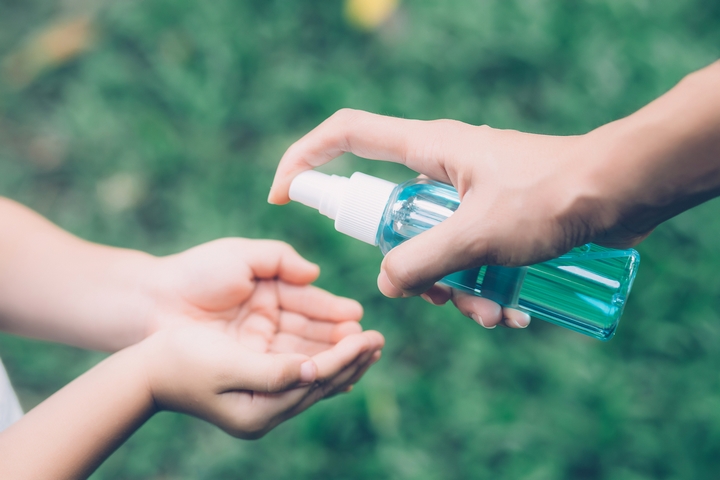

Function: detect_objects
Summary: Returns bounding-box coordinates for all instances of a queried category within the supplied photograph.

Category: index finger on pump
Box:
[268,109,457,204]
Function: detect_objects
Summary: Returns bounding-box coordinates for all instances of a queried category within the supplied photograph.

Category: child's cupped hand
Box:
[139,324,382,438]
[134,238,383,437]
[145,238,368,353]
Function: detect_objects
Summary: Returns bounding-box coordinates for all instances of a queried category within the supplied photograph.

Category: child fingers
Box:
[220,350,317,393]
[290,349,381,415]
[279,311,363,343]
[323,350,382,399]
[311,331,385,381]
[225,350,377,437]
[243,240,320,284]
[278,283,363,322]
[269,332,333,357]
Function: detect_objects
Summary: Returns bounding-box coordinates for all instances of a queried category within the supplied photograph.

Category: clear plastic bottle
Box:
[289,171,640,340]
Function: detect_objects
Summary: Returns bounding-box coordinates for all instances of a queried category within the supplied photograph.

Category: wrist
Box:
[110,342,159,417]
[88,246,163,351]
[580,63,720,242]
[132,330,174,413]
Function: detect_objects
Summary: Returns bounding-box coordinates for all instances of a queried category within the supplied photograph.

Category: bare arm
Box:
[0,198,154,351]
[0,345,153,479]
[0,324,384,479]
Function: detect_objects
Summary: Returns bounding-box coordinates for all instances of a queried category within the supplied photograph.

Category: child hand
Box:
[0,237,383,479]
[145,238,367,351]
[138,238,385,437]
[140,324,383,438]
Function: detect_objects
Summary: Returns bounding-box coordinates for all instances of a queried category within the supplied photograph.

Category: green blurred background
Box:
[1,0,720,478]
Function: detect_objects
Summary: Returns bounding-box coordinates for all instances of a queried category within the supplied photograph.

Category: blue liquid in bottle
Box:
[378,179,640,340]
[289,171,640,341]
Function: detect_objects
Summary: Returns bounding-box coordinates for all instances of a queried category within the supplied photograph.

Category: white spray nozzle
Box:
[289,170,349,219]
[289,170,397,245]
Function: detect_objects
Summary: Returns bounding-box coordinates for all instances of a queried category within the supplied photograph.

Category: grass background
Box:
[1,0,720,478]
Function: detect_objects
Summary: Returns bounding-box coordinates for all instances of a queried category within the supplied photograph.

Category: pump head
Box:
[289,170,397,245]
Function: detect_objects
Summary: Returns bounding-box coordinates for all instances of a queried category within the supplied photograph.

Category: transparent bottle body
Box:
[376,179,640,340]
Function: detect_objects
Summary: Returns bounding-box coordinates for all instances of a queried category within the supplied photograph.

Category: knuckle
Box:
[211,237,248,253]
[431,118,463,130]
[269,239,291,251]
[259,239,294,258]
[474,123,493,135]
[331,108,360,124]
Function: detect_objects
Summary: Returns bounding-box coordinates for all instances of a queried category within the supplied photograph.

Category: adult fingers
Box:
[278,283,363,323]
[500,308,531,329]
[450,291,503,328]
[269,109,466,204]
[377,202,488,297]
[451,290,530,329]
[419,284,453,306]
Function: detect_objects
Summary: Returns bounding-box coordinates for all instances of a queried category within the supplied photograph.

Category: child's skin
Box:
[0,198,384,479]
[269,60,720,329]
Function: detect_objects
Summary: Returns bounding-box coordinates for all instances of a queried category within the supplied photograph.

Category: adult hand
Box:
[268,110,615,328]
[269,66,720,326]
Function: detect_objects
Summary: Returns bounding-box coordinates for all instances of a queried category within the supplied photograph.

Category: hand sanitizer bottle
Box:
[289,171,640,340]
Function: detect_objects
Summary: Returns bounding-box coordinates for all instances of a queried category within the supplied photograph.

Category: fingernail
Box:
[377,270,403,298]
[472,313,495,329]
[300,361,317,383]
[515,315,531,329]
[420,293,438,305]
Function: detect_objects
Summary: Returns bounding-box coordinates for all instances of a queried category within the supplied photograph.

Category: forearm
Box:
[0,198,156,351]
[0,345,155,480]
[590,60,720,233]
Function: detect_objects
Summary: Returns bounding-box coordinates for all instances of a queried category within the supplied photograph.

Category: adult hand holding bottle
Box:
[269,61,720,329]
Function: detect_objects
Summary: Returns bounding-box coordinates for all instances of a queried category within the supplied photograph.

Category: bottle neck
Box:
[333,173,398,245]
[378,178,461,253]
[289,171,398,246]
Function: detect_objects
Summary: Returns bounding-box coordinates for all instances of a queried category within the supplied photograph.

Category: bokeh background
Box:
[1,0,720,478]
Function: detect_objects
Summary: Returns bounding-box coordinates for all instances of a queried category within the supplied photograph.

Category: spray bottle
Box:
[289,171,640,340]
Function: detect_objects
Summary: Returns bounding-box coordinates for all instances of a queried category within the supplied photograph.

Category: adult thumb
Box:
[378,203,485,297]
